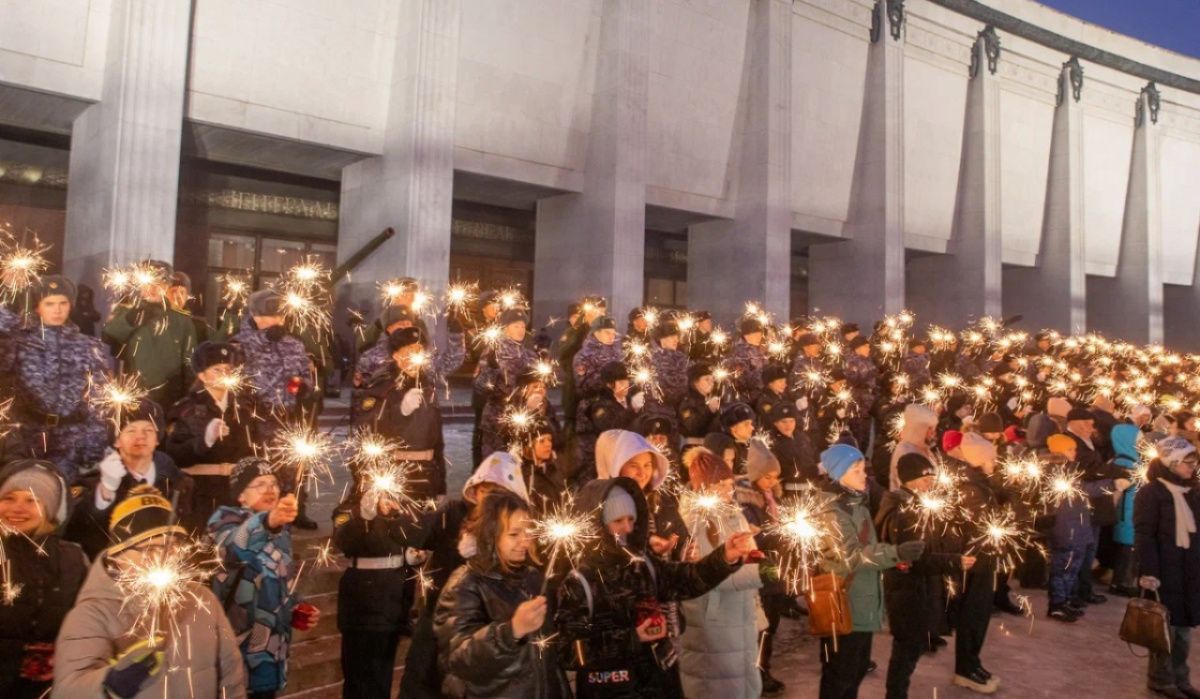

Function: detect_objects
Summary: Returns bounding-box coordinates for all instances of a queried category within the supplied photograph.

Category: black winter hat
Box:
[382,304,414,328]
[192,341,239,373]
[976,412,1004,434]
[499,308,527,327]
[628,307,646,321]
[32,274,76,304]
[111,398,164,440]
[768,401,796,422]
[387,327,423,352]
[720,402,755,430]
[739,317,764,336]
[762,363,789,384]
[653,321,680,341]
[591,315,617,332]
[107,484,187,555]
[600,361,628,385]
[796,332,820,347]
[897,453,936,484]
[1067,407,1095,422]
[841,322,860,336]
[634,414,672,438]
[229,456,277,498]
[688,363,713,383]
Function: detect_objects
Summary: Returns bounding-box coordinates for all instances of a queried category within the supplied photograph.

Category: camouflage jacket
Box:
[844,354,879,409]
[900,352,932,389]
[572,335,624,399]
[357,329,466,389]
[231,316,311,414]
[727,339,766,403]
[649,345,689,412]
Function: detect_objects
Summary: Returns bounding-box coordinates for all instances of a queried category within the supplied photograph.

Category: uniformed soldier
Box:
[232,289,313,430]
[355,327,448,501]
[102,260,198,408]
[647,320,689,421]
[789,332,825,433]
[713,401,755,475]
[626,306,652,346]
[557,296,605,427]
[354,304,417,385]
[572,314,624,402]
[166,271,211,344]
[686,310,722,364]
[468,289,502,465]
[475,308,538,458]
[572,360,633,488]
[727,316,767,404]
[0,275,112,482]
[844,335,879,451]
[678,363,722,458]
[756,362,791,421]
[901,339,933,388]
[764,401,819,495]
[356,277,431,352]
[164,341,266,530]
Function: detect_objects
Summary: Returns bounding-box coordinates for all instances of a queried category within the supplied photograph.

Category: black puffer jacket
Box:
[556,477,740,699]
[1135,466,1200,627]
[434,562,570,699]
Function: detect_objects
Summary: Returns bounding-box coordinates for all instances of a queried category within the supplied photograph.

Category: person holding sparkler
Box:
[788,331,825,437]
[888,403,938,490]
[356,277,431,352]
[353,304,419,385]
[165,342,265,530]
[355,327,449,501]
[815,444,923,699]
[165,271,211,344]
[572,362,634,488]
[557,295,606,430]
[65,400,193,559]
[876,453,975,699]
[556,475,755,698]
[765,401,820,494]
[843,335,879,456]
[511,420,567,516]
[0,459,86,699]
[726,316,767,404]
[756,363,791,420]
[626,307,652,346]
[1133,437,1200,699]
[573,315,625,404]
[397,451,532,699]
[714,402,756,475]
[53,485,245,698]
[0,274,113,482]
[645,319,689,418]
[209,457,318,698]
[678,364,723,459]
[733,442,792,696]
[434,490,572,698]
[900,339,932,388]
[476,308,540,459]
[102,260,198,408]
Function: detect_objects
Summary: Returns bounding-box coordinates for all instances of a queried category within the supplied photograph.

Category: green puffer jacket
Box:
[815,481,900,632]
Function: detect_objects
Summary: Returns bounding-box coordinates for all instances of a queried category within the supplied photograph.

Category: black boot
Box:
[758,631,784,697]
[293,487,319,530]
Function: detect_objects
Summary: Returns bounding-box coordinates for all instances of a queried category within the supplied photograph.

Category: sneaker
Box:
[1064,600,1087,615]
[760,670,785,697]
[1047,605,1079,623]
[954,669,999,694]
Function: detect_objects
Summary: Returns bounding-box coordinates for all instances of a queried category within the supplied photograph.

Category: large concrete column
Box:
[1164,239,1200,350]
[338,0,460,314]
[62,0,190,294]
[687,0,792,325]
[908,27,1002,326]
[1002,58,1087,333]
[533,0,648,324]
[809,0,906,324]
[1087,83,1164,344]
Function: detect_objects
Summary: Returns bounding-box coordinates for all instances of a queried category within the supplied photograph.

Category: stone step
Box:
[280,634,411,698]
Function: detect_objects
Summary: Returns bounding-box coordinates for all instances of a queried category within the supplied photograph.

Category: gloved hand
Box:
[1139,576,1161,591]
[99,451,127,494]
[400,388,424,417]
[795,397,808,412]
[291,603,320,631]
[405,547,430,566]
[759,563,780,584]
[896,540,926,562]
[630,392,646,412]
[103,638,164,699]
[203,418,229,447]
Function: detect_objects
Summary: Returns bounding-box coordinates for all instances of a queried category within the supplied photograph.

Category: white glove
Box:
[360,491,380,521]
[795,397,808,412]
[203,418,229,447]
[836,408,846,420]
[706,396,721,412]
[631,393,646,412]
[405,548,429,566]
[1006,397,1019,411]
[99,451,127,493]
[400,388,424,417]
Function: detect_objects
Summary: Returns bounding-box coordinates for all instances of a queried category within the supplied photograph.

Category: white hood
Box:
[594,429,670,490]
[462,451,530,504]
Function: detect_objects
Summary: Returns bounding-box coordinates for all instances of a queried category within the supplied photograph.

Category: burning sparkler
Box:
[0,235,49,301]
[270,424,335,496]
[966,509,1042,575]
[533,503,599,594]
[769,489,840,594]
[103,261,168,302]
[90,374,150,429]
[219,273,250,309]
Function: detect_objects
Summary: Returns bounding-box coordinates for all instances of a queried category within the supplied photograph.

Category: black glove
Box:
[103,639,163,698]
[896,540,926,562]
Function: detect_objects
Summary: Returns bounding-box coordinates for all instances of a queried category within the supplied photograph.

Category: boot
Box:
[293,487,318,530]
[758,632,785,697]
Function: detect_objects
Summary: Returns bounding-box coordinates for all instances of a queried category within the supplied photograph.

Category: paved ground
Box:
[307,407,1181,698]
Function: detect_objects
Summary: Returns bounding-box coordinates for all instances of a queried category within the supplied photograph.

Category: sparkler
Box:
[473,324,504,353]
[285,258,329,289]
[218,274,250,309]
[103,262,168,302]
[965,509,1042,575]
[533,503,599,595]
[0,518,47,605]
[270,424,335,496]
[679,488,742,553]
[0,235,49,300]
[497,287,525,310]
[344,430,403,472]
[710,328,729,348]
[112,536,216,644]
[359,462,421,519]
[769,489,840,594]
[90,374,149,429]
[444,282,477,316]
[1041,464,1085,511]
[279,285,331,336]
[533,359,558,387]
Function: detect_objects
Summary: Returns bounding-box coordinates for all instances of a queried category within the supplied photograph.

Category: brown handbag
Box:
[806,572,854,641]
[1120,590,1171,656]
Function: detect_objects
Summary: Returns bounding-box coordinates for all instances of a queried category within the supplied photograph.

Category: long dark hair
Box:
[465,490,532,574]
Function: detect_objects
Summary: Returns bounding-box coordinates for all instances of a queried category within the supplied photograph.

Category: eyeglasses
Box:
[245,481,280,492]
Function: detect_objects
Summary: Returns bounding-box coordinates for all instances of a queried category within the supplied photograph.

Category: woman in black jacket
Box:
[434,490,570,699]
[1134,437,1200,698]
[0,459,88,699]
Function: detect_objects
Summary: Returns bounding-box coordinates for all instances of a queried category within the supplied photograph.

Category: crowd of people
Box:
[3,256,1200,699]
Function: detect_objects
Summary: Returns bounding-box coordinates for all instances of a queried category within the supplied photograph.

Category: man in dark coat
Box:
[558,297,606,427]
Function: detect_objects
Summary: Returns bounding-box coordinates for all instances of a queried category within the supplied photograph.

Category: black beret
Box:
[739,317,764,336]
[688,363,713,383]
[387,327,423,352]
[897,453,936,484]
[591,316,617,331]
[192,341,239,373]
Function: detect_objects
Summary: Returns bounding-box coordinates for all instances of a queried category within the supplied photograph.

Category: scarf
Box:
[1160,479,1197,549]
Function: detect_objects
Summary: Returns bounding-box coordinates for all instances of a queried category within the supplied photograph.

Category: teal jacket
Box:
[1111,423,1140,546]
[816,481,900,632]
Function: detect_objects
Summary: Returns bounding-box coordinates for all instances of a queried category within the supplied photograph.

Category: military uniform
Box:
[900,350,932,389]
[573,388,632,486]
[556,318,591,424]
[678,388,721,455]
[789,353,825,433]
[164,387,265,530]
[647,345,689,420]
[355,368,447,500]
[844,353,879,451]
[0,307,112,482]
[331,496,429,699]
[231,316,311,430]
[572,335,624,400]
[102,303,198,408]
[727,339,766,404]
[474,336,538,457]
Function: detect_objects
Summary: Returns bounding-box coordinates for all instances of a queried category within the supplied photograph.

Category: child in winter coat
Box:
[1109,423,1142,596]
[556,476,755,698]
[1044,434,1127,622]
[208,457,317,698]
[681,448,771,699]
[815,444,923,699]
[734,441,790,695]
[434,490,571,698]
